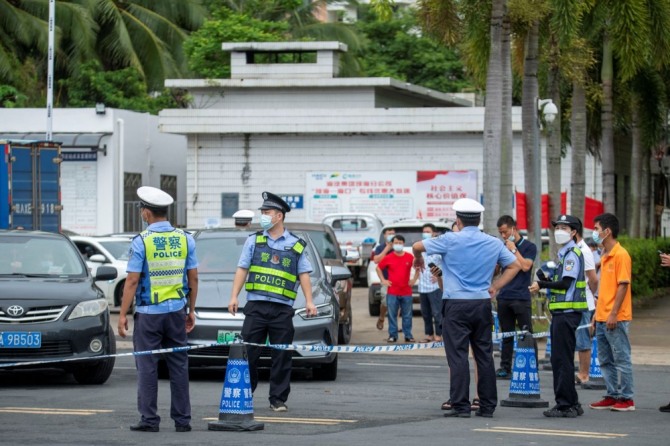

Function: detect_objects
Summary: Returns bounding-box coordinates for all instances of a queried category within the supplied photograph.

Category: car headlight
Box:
[68,299,108,320]
[296,303,334,320]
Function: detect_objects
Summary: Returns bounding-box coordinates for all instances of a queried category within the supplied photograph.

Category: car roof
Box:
[70,236,133,242]
[0,230,68,239]
[322,213,382,220]
[382,219,453,230]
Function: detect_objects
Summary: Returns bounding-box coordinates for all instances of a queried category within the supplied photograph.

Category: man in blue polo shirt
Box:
[495,215,538,379]
[412,198,522,418]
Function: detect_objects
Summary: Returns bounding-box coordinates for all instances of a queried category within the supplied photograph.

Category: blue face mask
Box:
[592,230,604,244]
[422,233,432,240]
[260,214,275,231]
[508,235,515,243]
[386,234,394,243]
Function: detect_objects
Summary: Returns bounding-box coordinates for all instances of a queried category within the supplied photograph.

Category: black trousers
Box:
[442,299,497,414]
[497,299,536,371]
[550,311,582,409]
[241,300,295,404]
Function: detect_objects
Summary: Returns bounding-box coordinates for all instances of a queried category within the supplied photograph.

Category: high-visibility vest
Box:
[245,232,306,301]
[137,228,188,305]
[549,245,588,312]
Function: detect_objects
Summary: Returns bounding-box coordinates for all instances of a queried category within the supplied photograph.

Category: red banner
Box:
[515,191,599,230]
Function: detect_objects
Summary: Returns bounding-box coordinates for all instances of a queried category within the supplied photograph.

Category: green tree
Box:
[355,7,472,93]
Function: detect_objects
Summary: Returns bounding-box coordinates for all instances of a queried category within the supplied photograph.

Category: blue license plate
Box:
[0,332,42,348]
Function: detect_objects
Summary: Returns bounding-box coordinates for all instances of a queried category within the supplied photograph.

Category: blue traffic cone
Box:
[541,324,552,370]
[581,337,606,390]
[501,332,549,408]
[208,343,264,431]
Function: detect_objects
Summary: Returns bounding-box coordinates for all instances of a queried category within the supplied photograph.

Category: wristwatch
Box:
[511,248,517,254]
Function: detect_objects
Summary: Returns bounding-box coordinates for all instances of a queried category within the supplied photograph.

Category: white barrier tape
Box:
[0,324,594,368]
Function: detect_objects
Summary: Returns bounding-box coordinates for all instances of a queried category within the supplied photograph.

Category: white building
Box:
[159,41,601,228]
[0,108,187,235]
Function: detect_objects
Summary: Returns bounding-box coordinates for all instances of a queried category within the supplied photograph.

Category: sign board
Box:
[306,172,415,223]
[416,171,478,221]
[221,193,239,218]
[280,194,303,210]
[61,161,98,234]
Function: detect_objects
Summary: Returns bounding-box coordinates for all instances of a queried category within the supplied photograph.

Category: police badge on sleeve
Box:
[565,259,575,271]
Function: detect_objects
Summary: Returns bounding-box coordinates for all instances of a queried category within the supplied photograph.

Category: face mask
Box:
[592,230,605,244]
[140,211,148,229]
[554,229,572,245]
[508,235,516,243]
[260,214,275,231]
[422,233,432,240]
[392,244,404,253]
[386,234,395,243]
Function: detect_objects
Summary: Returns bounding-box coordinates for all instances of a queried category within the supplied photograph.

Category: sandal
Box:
[405,338,416,343]
[471,398,480,410]
[441,399,452,411]
[420,338,433,343]
[376,318,384,330]
[386,337,397,343]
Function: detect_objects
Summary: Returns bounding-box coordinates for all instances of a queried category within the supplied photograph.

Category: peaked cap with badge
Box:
[551,214,581,230]
[452,197,485,218]
[259,191,291,213]
[137,186,174,211]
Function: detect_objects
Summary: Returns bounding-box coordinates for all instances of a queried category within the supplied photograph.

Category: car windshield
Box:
[100,240,132,261]
[0,235,86,276]
[323,217,378,245]
[196,232,319,278]
[303,230,339,260]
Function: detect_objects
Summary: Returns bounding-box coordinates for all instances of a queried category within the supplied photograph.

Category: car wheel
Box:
[368,285,380,317]
[72,328,116,385]
[338,309,352,345]
[312,355,338,381]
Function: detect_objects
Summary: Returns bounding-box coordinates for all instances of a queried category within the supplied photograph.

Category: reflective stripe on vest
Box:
[549,245,587,312]
[244,232,305,301]
[141,229,188,305]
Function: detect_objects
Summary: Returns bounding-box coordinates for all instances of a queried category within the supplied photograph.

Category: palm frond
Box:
[608,0,651,80]
[417,0,460,45]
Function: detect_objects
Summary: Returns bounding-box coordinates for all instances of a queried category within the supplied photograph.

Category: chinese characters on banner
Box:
[416,171,478,221]
[306,171,478,223]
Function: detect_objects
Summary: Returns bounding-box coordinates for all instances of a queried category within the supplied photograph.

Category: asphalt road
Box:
[1,287,669,445]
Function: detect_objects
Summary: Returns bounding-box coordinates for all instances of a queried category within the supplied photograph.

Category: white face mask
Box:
[554,229,572,245]
[392,244,404,253]
[508,235,516,243]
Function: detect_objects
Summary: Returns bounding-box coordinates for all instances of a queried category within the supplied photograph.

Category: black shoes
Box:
[475,410,493,418]
[270,401,288,412]
[129,422,159,432]
[543,405,578,418]
[495,368,511,380]
[175,424,192,432]
[660,402,670,413]
[443,409,471,418]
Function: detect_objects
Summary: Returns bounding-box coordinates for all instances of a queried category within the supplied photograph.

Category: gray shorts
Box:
[380,285,388,308]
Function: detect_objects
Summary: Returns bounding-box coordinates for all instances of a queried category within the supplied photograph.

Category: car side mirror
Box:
[95,266,118,281]
[89,254,106,263]
[329,265,352,287]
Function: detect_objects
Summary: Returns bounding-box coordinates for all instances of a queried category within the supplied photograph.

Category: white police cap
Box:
[233,209,254,224]
[137,186,174,210]
[452,198,485,216]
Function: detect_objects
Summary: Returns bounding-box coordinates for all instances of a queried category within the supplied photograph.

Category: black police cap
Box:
[551,214,580,230]
[258,191,291,213]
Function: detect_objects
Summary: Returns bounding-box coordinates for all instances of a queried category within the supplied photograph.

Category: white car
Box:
[70,236,133,308]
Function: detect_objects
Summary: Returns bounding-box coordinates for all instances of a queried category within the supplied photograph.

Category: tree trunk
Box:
[629,104,641,237]
[640,145,651,237]
[522,20,540,257]
[482,0,505,233]
[546,41,561,260]
[500,2,514,217]
[570,80,587,220]
[601,32,616,213]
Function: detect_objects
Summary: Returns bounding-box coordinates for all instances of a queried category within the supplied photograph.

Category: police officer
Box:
[118,186,199,433]
[412,198,521,418]
[229,192,317,412]
[529,214,587,418]
[233,209,254,229]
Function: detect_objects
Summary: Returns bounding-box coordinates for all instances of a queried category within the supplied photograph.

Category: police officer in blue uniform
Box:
[118,186,199,433]
[412,198,521,418]
[530,214,587,418]
[229,192,317,412]
[233,209,254,229]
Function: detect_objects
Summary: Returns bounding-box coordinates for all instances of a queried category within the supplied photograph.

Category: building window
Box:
[124,172,142,232]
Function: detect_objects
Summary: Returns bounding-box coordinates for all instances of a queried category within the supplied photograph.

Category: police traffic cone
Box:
[581,336,606,390]
[501,331,548,408]
[541,324,553,371]
[208,343,264,431]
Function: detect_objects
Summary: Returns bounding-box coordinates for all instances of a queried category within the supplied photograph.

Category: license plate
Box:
[217,330,241,344]
[0,332,42,348]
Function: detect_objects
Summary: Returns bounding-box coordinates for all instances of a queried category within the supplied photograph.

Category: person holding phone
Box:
[418,223,443,343]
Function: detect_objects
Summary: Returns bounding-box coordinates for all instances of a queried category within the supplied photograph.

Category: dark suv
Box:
[0,230,118,384]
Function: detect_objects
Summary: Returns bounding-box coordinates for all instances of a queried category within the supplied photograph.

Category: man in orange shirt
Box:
[588,213,635,412]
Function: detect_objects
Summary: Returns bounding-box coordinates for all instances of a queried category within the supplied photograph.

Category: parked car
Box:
[70,236,132,308]
[284,222,356,344]
[183,228,351,380]
[0,230,118,384]
[366,219,453,316]
[322,213,384,286]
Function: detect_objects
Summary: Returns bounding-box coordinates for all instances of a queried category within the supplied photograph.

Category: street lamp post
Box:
[532,98,558,267]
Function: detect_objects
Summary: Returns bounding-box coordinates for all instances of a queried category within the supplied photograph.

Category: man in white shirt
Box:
[574,219,599,386]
